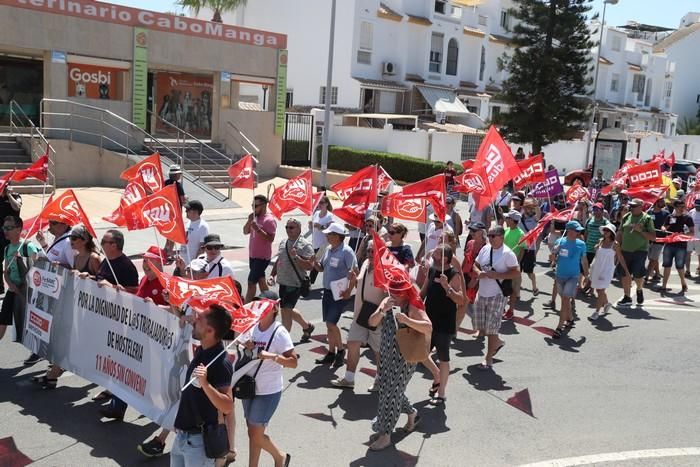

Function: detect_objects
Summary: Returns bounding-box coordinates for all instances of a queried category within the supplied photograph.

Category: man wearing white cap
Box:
[165,164,187,205]
[311,222,358,367]
[417,213,453,261]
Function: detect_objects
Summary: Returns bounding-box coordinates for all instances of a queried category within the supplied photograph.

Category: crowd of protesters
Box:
[1,155,699,465]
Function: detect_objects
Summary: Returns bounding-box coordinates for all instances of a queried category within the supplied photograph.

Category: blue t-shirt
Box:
[321,243,358,290]
[555,238,586,279]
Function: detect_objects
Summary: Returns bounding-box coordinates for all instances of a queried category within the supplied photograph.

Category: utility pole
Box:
[320,0,336,189]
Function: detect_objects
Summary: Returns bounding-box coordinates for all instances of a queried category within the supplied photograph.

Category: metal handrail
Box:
[9,100,57,191]
[39,98,228,202]
[226,121,260,156]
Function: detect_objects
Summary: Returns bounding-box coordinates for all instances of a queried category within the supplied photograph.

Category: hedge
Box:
[283,140,311,163]
[326,145,460,183]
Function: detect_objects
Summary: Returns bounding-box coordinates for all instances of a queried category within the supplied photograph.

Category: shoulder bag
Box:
[285,241,311,298]
[233,324,281,400]
[489,246,513,297]
[395,307,430,363]
[356,268,378,330]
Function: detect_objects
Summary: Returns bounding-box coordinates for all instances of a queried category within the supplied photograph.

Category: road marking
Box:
[519,447,700,467]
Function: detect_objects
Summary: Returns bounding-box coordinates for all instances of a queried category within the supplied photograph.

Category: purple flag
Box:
[530,169,563,198]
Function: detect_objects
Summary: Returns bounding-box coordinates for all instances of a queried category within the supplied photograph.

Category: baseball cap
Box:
[503,210,522,222]
[565,220,584,232]
[169,164,182,174]
[593,202,604,210]
[322,222,349,235]
[468,221,486,231]
[143,246,167,264]
[629,198,644,207]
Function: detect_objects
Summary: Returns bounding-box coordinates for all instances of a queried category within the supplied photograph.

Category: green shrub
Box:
[283,140,311,164]
[326,146,460,183]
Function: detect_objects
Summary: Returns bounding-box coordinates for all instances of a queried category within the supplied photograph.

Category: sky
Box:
[112,0,698,31]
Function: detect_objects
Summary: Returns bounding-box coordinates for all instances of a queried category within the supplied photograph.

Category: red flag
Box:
[121,184,187,243]
[628,161,662,188]
[22,214,50,238]
[371,230,424,310]
[120,152,164,193]
[461,160,475,171]
[227,154,256,189]
[472,126,520,209]
[624,185,668,206]
[229,299,278,333]
[103,178,150,226]
[601,159,640,195]
[453,167,490,196]
[551,208,574,222]
[11,154,49,183]
[332,202,369,229]
[331,165,378,204]
[518,211,557,248]
[377,165,394,193]
[268,169,314,219]
[513,154,546,190]
[39,189,96,238]
[380,193,427,223]
[686,186,700,210]
[667,152,676,167]
[656,233,697,244]
[401,174,447,222]
[565,183,590,205]
[149,260,242,308]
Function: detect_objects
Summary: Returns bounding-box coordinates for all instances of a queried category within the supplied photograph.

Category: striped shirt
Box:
[585,217,608,253]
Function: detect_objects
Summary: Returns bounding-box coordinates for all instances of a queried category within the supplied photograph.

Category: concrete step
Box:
[0,140,22,148]
[0,155,31,162]
[0,162,31,169]
[12,185,54,195]
[0,148,28,157]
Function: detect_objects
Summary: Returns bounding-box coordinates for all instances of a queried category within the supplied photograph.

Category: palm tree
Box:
[178,0,248,23]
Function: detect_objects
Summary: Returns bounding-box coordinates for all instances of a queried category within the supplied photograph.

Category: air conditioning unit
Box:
[383,61,396,75]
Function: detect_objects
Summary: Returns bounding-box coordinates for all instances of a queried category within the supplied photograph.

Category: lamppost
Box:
[584,0,619,167]
[320,0,337,189]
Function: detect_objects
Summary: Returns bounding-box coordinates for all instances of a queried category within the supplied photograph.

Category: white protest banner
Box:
[23,260,191,429]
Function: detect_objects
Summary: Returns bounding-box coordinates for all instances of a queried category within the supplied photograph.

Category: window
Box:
[357,21,373,65]
[446,38,459,76]
[500,10,510,30]
[612,36,622,52]
[610,73,620,92]
[664,81,673,98]
[491,106,501,119]
[657,119,666,134]
[632,74,645,95]
[285,89,293,108]
[319,86,338,105]
[429,32,444,73]
[434,0,447,15]
[479,46,486,81]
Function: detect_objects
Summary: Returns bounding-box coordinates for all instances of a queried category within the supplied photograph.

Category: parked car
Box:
[564,166,592,186]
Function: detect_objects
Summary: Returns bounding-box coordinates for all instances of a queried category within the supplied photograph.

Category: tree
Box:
[177,0,248,23]
[494,0,595,153]
[678,117,700,136]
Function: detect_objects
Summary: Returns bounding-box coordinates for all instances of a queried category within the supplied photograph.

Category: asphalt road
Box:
[1,209,700,467]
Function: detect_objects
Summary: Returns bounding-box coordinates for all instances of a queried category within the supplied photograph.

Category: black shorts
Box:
[248,258,270,283]
[521,250,536,274]
[431,332,452,362]
[618,250,648,279]
[0,291,15,326]
[278,284,302,309]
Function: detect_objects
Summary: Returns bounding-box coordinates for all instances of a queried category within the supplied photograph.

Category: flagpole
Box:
[182,331,246,391]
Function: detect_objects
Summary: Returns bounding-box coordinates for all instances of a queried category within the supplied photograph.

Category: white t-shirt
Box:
[690,208,700,237]
[425,222,454,253]
[43,234,74,268]
[180,218,210,263]
[241,323,294,395]
[476,244,518,298]
[311,211,333,249]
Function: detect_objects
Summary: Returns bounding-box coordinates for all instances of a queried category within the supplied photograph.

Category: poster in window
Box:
[67,64,123,100]
[155,73,213,138]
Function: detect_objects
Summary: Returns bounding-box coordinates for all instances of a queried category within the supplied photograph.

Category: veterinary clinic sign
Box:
[4,0,287,49]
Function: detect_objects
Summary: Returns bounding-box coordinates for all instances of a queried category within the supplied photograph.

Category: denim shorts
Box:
[556,276,579,298]
[242,391,282,426]
[322,289,348,324]
[662,244,687,269]
[248,258,270,283]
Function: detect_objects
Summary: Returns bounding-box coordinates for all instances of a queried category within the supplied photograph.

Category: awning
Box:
[415,85,470,116]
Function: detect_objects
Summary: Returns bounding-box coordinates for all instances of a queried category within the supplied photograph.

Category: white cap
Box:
[429,213,451,222]
[322,222,349,235]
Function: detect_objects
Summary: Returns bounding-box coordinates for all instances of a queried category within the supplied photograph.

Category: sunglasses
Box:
[205,245,222,250]
[285,225,298,230]
[488,234,502,238]
[387,230,398,235]
[101,240,115,245]
[69,235,83,240]
[2,225,17,231]
[252,203,264,208]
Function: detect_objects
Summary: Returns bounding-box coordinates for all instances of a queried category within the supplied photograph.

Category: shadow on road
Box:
[462,365,512,392]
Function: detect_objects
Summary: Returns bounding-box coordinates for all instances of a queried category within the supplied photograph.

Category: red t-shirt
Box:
[136,276,166,306]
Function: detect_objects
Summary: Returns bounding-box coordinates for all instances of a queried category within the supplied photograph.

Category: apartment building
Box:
[201,0,516,128]
[591,20,677,136]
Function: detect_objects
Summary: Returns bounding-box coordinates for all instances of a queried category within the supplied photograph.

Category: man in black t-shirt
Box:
[172,304,233,465]
[0,183,22,294]
[164,164,187,205]
[659,199,694,294]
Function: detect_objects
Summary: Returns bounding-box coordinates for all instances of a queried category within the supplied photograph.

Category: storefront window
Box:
[0,57,43,125]
[155,72,213,138]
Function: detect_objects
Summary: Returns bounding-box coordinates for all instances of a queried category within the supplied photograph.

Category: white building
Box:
[197,0,517,128]
[653,12,700,128]
[590,20,677,137]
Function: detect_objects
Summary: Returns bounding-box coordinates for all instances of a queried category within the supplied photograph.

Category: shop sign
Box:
[68,63,122,100]
[132,28,148,129]
[274,50,288,136]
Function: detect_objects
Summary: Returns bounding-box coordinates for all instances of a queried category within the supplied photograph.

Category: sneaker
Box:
[616,296,633,306]
[330,377,355,389]
[99,407,125,421]
[332,349,346,368]
[502,308,514,320]
[636,289,644,305]
[368,381,379,393]
[137,438,165,458]
[603,303,612,315]
[23,353,41,366]
[588,311,600,321]
[315,352,336,365]
[543,300,555,309]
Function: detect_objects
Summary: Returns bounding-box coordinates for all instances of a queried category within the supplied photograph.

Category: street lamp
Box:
[320,0,337,189]
[584,0,619,167]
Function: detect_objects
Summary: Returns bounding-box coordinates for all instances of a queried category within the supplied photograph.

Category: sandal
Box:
[552,327,566,339]
[564,320,575,329]
[397,414,421,433]
[493,341,506,357]
[32,375,57,389]
[429,396,446,406]
[92,390,112,401]
[428,382,440,397]
[300,324,315,343]
[477,363,492,371]
[532,288,539,297]
[369,436,392,451]
[223,450,237,465]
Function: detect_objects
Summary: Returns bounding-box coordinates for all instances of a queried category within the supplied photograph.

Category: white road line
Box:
[519,447,700,467]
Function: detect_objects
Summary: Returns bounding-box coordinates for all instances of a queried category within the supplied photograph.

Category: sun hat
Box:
[429,213,451,222]
[203,234,224,247]
[599,224,616,235]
